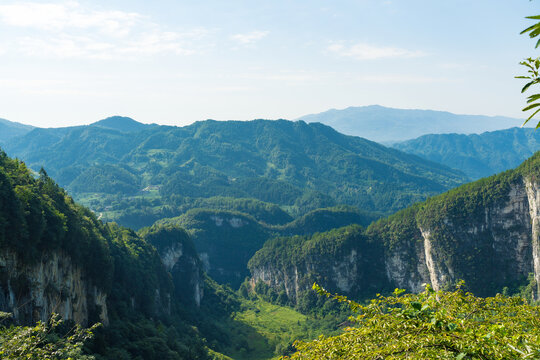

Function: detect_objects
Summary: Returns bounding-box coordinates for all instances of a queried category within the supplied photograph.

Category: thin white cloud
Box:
[356,74,457,84]
[0,2,140,36]
[231,31,269,45]
[328,42,425,60]
[0,1,209,59]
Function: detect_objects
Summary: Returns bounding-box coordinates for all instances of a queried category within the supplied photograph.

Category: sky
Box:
[0,0,538,128]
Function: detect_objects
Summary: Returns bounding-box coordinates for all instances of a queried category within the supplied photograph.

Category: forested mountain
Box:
[0,150,215,358]
[91,116,157,133]
[3,117,466,229]
[297,105,524,143]
[249,151,540,304]
[155,206,378,288]
[393,127,540,179]
[0,149,352,359]
[0,118,34,144]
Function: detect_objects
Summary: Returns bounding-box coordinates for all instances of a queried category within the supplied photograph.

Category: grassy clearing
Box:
[217,297,343,360]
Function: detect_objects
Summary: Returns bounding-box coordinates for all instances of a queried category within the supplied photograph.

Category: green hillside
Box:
[4,118,467,228]
[0,118,34,144]
[249,151,540,305]
[393,127,540,179]
[156,206,375,288]
[0,149,351,359]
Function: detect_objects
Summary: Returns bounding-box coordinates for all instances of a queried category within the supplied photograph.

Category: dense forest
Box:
[0,149,361,359]
[1,117,466,230]
[1,117,540,359]
[393,127,540,179]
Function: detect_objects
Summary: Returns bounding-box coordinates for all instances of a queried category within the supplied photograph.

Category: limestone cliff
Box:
[249,155,540,302]
[0,250,108,326]
[141,224,204,306]
[248,225,388,302]
[157,209,272,288]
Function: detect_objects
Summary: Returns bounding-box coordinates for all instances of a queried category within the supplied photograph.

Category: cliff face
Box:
[0,250,108,326]
[158,209,272,288]
[386,180,536,297]
[248,226,388,302]
[250,248,363,302]
[249,158,540,302]
[142,224,205,307]
[155,240,204,306]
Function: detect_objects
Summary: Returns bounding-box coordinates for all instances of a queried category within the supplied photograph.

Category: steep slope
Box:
[155,206,377,288]
[0,150,214,358]
[157,209,273,288]
[249,152,540,302]
[297,105,524,143]
[4,119,467,220]
[393,127,540,179]
[0,153,112,326]
[0,118,34,144]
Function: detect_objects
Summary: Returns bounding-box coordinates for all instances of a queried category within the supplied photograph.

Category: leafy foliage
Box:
[0,314,98,360]
[285,283,540,359]
[518,15,540,127]
[0,150,113,288]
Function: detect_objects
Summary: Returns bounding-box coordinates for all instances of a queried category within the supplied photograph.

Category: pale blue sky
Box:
[0,0,537,127]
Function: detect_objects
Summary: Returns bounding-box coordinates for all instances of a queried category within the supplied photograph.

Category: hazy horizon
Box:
[0,0,536,128]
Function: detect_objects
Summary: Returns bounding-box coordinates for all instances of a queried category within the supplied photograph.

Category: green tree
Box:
[518,15,540,127]
[0,313,98,359]
[283,283,540,359]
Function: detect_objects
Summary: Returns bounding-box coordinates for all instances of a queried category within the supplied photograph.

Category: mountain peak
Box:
[90,116,153,133]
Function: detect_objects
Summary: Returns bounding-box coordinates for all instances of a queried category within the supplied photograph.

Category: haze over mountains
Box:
[1,116,466,230]
[2,109,540,359]
[393,127,540,179]
[1,105,528,147]
[0,118,34,144]
[297,105,527,143]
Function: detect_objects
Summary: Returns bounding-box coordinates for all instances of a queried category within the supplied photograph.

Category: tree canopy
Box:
[284,283,540,359]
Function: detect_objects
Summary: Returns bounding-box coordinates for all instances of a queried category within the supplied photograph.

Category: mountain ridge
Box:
[297,105,527,143]
[2,118,467,225]
[393,127,540,179]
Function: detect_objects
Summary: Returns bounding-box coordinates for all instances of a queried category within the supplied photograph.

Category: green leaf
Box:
[522,102,540,111]
[522,81,536,93]
[456,353,467,360]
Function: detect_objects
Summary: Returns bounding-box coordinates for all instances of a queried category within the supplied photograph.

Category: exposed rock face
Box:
[251,248,361,302]
[0,250,108,326]
[250,176,540,302]
[525,179,540,300]
[399,181,536,296]
[170,209,271,288]
[151,235,204,307]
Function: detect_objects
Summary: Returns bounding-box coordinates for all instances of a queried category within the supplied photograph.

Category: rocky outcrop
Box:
[250,248,361,302]
[0,250,108,326]
[144,226,205,307]
[250,174,540,302]
[164,244,204,307]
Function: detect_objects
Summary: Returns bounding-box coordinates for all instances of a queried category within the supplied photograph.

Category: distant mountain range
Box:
[0,116,466,228]
[91,115,157,133]
[297,105,526,143]
[393,127,540,179]
[0,118,34,144]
